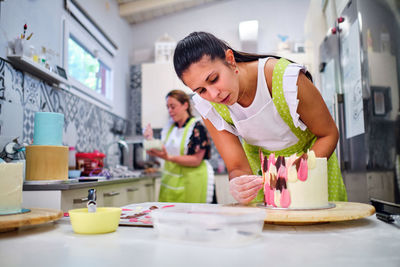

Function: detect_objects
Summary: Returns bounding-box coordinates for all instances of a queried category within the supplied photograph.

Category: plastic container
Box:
[69,207,122,234]
[143,139,163,150]
[151,205,265,245]
[68,170,81,178]
[68,146,76,169]
[75,150,106,176]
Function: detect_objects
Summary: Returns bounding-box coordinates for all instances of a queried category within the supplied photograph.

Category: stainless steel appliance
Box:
[319,0,400,204]
[121,137,159,170]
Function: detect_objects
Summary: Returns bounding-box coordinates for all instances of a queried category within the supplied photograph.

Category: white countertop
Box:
[0,211,399,267]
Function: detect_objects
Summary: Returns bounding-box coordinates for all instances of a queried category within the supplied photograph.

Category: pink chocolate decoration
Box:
[280,188,291,208]
[264,182,270,203]
[268,153,276,169]
[277,165,287,181]
[297,158,308,181]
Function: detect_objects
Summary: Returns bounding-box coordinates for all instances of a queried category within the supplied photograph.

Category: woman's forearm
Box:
[167,150,205,167]
[228,168,253,181]
[310,129,339,159]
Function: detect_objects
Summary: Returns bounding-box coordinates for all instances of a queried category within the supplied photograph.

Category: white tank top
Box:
[193,57,308,151]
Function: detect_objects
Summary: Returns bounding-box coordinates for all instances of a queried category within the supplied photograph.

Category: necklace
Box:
[237,87,247,104]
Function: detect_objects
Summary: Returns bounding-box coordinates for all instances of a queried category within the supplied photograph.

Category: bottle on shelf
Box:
[39,46,47,68]
[68,146,76,170]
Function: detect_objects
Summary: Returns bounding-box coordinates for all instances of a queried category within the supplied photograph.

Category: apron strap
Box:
[271,58,314,143]
[165,123,175,142]
[210,102,234,125]
[164,118,197,156]
[180,117,197,155]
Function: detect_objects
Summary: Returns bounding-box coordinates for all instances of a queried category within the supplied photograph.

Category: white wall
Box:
[0,0,131,120]
[129,0,310,64]
[0,0,63,60]
[304,0,328,88]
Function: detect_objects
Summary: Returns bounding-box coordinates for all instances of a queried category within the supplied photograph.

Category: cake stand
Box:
[226,201,376,225]
[0,208,63,232]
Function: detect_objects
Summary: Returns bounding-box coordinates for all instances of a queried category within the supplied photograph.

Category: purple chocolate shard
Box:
[276,156,284,170]
[276,177,287,192]
[263,155,268,172]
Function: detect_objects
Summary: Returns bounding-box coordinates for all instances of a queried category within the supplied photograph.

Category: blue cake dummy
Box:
[33,112,64,146]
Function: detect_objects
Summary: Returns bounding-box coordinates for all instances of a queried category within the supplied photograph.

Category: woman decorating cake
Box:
[144,89,214,203]
[173,31,347,204]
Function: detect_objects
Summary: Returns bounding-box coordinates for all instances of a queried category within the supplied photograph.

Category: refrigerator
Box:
[319,0,400,204]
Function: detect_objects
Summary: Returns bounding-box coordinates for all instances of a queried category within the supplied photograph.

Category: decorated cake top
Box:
[260,150,317,208]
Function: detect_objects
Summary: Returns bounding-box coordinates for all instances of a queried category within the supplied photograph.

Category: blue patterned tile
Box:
[1,57,129,167]
[23,73,41,111]
[0,60,5,100]
[2,62,23,105]
[23,108,35,144]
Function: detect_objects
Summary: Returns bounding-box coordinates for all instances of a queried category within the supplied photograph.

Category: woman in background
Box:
[145,89,214,203]
[173,31,347,204]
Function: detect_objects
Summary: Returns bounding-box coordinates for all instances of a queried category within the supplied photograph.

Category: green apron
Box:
[210,58,347,202]
[158,118,209,203]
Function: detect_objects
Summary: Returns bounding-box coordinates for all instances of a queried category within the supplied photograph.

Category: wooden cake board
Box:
[0,208,63,232]
[227,202,376,225]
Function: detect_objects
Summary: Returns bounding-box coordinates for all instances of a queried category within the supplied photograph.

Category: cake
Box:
[260,150,328,209]
[26,112,68,181]
[0,162,23,214]
[33,112,64,146]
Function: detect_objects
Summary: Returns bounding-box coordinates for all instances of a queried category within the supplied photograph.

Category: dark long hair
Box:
[173,31,313,82]
[166,89,193,117]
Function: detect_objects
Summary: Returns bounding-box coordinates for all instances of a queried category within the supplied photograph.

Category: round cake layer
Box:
[286,157,328,209]
[0,162,23,214]
[33,112,64,146]
[26,145,68,181]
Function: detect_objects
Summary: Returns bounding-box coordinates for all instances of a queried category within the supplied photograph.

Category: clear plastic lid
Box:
[151,204,266,245]
[152,204,265,225]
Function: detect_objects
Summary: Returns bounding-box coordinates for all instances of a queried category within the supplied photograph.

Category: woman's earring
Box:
[235,69,239,74]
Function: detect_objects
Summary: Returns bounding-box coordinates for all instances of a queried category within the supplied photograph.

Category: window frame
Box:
[62,3,115,108]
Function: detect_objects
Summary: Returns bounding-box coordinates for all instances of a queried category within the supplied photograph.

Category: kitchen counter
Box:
[23,172,161,191]
[0,210,399,267]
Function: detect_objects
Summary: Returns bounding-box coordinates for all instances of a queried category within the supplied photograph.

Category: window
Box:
[68,35,111,97]
[63,0,117,106]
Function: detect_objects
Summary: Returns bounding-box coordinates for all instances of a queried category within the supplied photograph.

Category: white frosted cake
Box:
[0,162,23,214]
[261,151,328,209]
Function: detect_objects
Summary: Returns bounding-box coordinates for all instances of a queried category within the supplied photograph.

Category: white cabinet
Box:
[141,62,192,128]
[23,178,157,212]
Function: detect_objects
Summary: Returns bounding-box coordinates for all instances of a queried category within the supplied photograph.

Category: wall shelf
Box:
[7,54,69,86]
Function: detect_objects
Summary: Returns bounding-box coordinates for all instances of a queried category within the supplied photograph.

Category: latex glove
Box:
[143,123,153,140]
[146,146,168,160]
[229,175,263,204]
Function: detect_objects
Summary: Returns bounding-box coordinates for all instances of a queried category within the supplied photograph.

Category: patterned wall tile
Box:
[129,64,142,136]
[22,108,35,144]
[0,60,5,100]
[0,57,128,168]
[2,62,23,105]
[23,73,41,111]
[40,82,65,113]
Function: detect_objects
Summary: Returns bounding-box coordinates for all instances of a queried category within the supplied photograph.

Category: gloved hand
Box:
[229,175,264,204]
